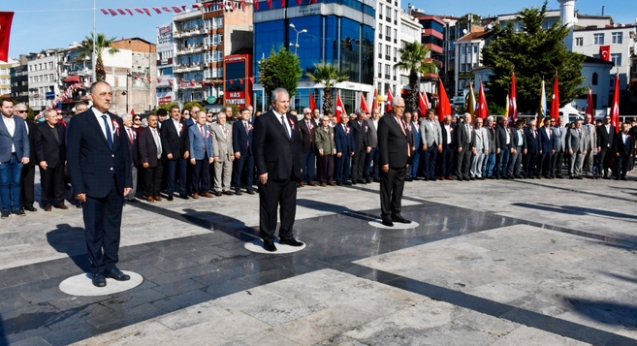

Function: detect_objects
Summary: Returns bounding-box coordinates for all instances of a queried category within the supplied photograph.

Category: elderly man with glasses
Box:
[297,107,317,187]
[15,104,38,212]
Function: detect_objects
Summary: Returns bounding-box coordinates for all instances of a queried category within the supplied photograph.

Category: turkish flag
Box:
[125,9,133,16]
[599,45,611,61]
[335,93,345,123]
[360,93,370,114]
[475,81,489,120]
[385,88,393,114]
[372,89,378,111]
[254,0,259,9]
[550,75,560,122]
[418,92,429,116]
[585,86,594,115]
[0,12,14,63]
[309,92,317,111]
[435,79,451,122]
[610,75,620,133]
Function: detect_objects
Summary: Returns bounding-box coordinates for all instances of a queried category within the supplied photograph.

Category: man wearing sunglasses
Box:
[15,104,37,213]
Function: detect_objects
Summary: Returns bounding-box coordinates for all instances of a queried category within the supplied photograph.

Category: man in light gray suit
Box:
[470,117,489,179]
[211,111,234,196]
[566,119,588,179]
[581,113,597,178]
[551,116,567,179]
[420,109,442,180]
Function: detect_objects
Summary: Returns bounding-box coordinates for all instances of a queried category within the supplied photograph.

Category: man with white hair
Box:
[122,114,139,203]
[34,109,67,210]
[454,113,474,180]
[15,103,38,212]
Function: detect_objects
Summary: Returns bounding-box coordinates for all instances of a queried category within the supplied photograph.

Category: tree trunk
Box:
[96,57,106,82]
[323,88,333,116]
[408,70,419,113]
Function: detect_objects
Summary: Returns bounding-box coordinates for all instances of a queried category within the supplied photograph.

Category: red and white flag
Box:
[360,93,370,114]
[162,7,172,12]
[100,9,109,15]
[152,8,162,14]
[550,75,560,123]
[108,9,118,16]
[134,8,144,14]
[335,93,345,123]
[172,6,182,13]
[385,88,393,113]
[610,74,620,133]
[143,8,151,16]
[599,45,611,61]
[372,89,378,111]
[418,91,429,115]
[585,85,594,115]
[253,0,259,10]
[0,12,14,62]
[476,81,489,120]
[125,9,133,16]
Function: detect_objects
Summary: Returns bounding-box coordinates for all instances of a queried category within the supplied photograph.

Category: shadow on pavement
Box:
[45,224,90,273]
[564,296,637,328]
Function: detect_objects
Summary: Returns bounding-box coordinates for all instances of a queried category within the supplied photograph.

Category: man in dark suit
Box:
[613,123,634,180]
[138,114,163,202]
[232,108,255,195]
[161,105,190,200]
[524,119,541,178]
[34,109,67,211]
[0,99,30,219]
[364,108,380,183]
[297,108,317,187]
[439,115,455,180]
[15,103,37,212]
[566,119,588,179]
[253,88,304,252]
[507,119,527,179]
[596,115,615,179]
[189,111,215,198]
[349,110,369,184]
[334,113,355,185]
[494,116,511,179]
[551,116,567,179]
[378,97,411,227]
[122,114,140,203]
[455,113,473,180]
[537,117,555,179]
[66,81,132,287]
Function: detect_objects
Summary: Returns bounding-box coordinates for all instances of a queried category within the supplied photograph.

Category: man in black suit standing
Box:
[596,115,615,179]
[297,108,316,187]
[161,105,190,200]
[138,114,164,202]
[378,98,411,227]
[613,123,634,180]
[66,81,132,287]
[455,113,473,180]
[253,88,303,252]
[15,103,37,212]
[439,115,455,180]
[349,110,369,184]
[232,108,255,195]
[34,109,67,211]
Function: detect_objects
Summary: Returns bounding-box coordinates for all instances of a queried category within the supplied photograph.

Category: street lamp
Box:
[289,23,307,55]
[121,70,132,113]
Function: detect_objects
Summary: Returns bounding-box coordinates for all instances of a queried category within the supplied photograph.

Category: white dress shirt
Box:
[273,110,291,137]
[91,107,113,141]
[2,115,16,153]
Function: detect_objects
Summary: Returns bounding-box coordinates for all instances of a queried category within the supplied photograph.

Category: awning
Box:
[65,75,80,83]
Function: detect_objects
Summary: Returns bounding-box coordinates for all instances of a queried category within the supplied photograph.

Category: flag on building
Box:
[585,85,594,116]
[476,81,489,120]
[0,12,14,62]
[335,92,345,123]
[385,88,393,114]
[436,79,451,122]
[610,74,620,133]
[359,93,370,114]
[467,81,476,122]
[508,72,518,124]
[550,74,560,123]
[599,45,611,61]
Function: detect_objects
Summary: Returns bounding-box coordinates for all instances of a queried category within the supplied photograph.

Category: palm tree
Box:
[394,41,437,112]
[306,62,349,115]
[77,33,119,82]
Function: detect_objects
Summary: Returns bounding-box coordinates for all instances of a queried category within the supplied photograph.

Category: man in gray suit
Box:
[551,116,567,179]
[211,111,234,196]
[420,109,442,180]
[566,119,588,179]
[581,113,597,178]
[364,108,380,183]
[470,117,489,179]
[0,99,30,219]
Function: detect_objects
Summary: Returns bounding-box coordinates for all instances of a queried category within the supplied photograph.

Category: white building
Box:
[27,50,64,111]
[375,0,402,109]
[454,28,492,96]
[572,56,613,112]
[156,23,177,107]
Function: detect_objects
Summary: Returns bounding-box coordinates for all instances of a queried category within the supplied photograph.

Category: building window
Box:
[575,37,583,46]
[473,45,478,54]
[593,33,604,45]
[610,53,621,66]
[592,72,598,85]
[612,32,622,44]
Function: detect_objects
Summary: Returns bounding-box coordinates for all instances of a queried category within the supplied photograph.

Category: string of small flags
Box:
[99,0,323,15]
[171,77,255,88]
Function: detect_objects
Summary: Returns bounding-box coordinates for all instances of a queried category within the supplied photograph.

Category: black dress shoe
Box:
[279,238,304,247]
[1,211,9,219]
[92,273,106,287]
[235,190,243,196]
[215,191,222,196]
[381,217,394,227]
[263,240,277,252]
[247,189,256,195]
[343,181,352,185]
[167,195,174,201]
[179,193,188,199]
[11,209,25,216]
[105,267,131,281]
[373,178,380,182]
[24,206,37,212]
[391,215,411,224]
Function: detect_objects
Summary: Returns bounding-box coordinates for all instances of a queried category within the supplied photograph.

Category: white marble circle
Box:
[369,220,420,229]
[59,271,143,296]
[244,239,307,254]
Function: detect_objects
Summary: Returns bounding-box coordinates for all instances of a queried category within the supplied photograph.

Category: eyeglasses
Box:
[16,110,27,113]
[134,118,141,121]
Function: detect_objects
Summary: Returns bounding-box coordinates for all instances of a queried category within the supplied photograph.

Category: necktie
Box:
[244,121,249,135]
[281,116,290,138]
[153,128,162,158]
[127,128,134,144]
[201,125,207,151]
[101,115,113,150]
[578,129,581,138]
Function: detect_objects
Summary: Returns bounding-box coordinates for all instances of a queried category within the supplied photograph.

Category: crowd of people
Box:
[1,95,636,220]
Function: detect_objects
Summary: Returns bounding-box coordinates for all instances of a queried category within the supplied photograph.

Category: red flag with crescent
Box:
[0,12,14,63]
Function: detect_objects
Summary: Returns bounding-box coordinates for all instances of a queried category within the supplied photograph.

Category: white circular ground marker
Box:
[245,239,307,254]
[59,271,143,296]
[368,220,420,230]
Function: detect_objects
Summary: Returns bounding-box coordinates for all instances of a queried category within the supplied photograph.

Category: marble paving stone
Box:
[78,321,172,346]
[164,311,272,345]
[10,336,54,346]
[490,326,592,346]
[218,330,300,346]
[157,300,232,330]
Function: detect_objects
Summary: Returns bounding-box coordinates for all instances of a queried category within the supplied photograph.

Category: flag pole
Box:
[92,0,97,83]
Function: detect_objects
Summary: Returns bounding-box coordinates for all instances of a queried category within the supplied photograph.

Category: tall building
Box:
[375,0,401,109]
[253,0,375,114]
[27,50,64,112]
[171,0,253,112]
[454,27,492,96]
[9,56,27,103]
[156,23,177,107]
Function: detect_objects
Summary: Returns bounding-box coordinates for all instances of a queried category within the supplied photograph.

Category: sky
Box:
[4,0,637,60]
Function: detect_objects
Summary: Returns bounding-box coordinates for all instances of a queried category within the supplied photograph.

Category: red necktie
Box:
[127,128,133,144]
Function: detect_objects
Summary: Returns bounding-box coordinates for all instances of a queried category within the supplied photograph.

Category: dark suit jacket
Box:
[233,120,253,156]
[0,114,29,162]
[25,121,37,164]
[495,125,511,151]
[524,128,540,154]
[124,127,139,166]
[66,108,132,198]
[334,122,355,154]
[297,119,314,153]
[138,127,162,168]
[613,133,635,156]
[378,113,410,168]
[349,119,368,150]
[510,127,527,150]
[538,126,554,152]
[597,125,615,149]
[455,122,473,149]
[440,122,456,150]
[253,110,302,180]
[34,122,66,169]
[160,119,189,158]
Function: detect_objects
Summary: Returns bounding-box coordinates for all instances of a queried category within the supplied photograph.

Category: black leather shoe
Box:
[105,267,130,281]
[235,189,243,196]
[391,215,411,224]
[179,193,188,200]
[167,195,174,201]
[11,209,26,216]
[24,206,37,212]
[92,273,107,287]
[279,238,303,247]
[381,217,394,227]
[263,240,277,252]
[247,189,256,195]
[215,191,222,196]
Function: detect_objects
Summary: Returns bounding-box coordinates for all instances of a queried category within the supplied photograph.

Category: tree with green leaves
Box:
[258,46,303,103]
[394,41,437,112]
[481,1,586,114]
[77,33,119,82]
[306,62,349,115]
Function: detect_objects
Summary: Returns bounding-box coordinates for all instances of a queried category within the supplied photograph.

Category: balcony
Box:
[176,43,206,55]
[173,27,203,39]
[173,62,205,73]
